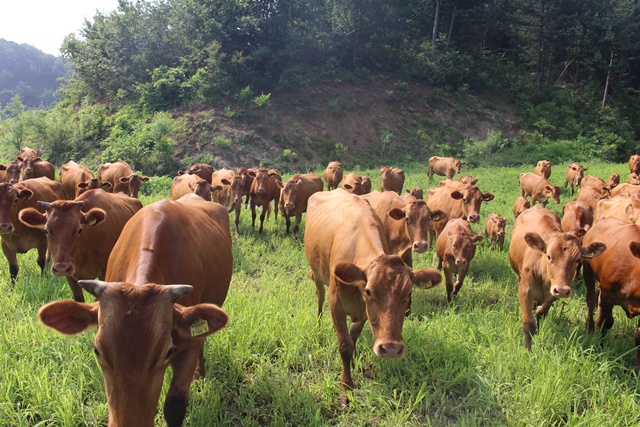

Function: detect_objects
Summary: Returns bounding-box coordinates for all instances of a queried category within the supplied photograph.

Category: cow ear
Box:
[275,180,283,189]
[141,176,150,182]
[450,191,464,200]
[0,164,6,171]
[581,242,606,259]
[431,209,446,222]
[178,170,186,175]
[584,168,588,172]
[16,156,24,162]
[19,208,47,229]
[119,176,131,184]
[483,192,495,201]
[174,303,228,339]
[211,185,223,193]
[387,208,406,221]
[411,268,441,289]
[524,232,546,252]
[17,188,33,200]
[220,178,231,186]
[101,182,112,190]
[334,263,366,284]
[82,208,106,226]
[38,300,98,335]
[625,204,639,223]
[630,242,640,259]
[472,235,484,245]
[343,184,353,191]
[77,182,89,190]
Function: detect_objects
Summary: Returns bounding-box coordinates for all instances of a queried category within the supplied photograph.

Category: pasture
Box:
[2,162,640,426]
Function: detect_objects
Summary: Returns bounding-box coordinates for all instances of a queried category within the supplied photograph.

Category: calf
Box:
[179,163,214,183]
[519,172,560,207]
[534,160,552,179]
[508,205,605,350]
[278,173,323,235]
[484,213,506,250]
[171,173,216,201]
[437,218,483,301]
[561,200,593,236]
[323,161,343,190]
[60,161,94,199]
[629,154,640,174]
[19,189,142,302]
[341,173,367,195]
[304,189,441,389]
[380,166,405,194]
[512,196,531,219]
[97,161,149,198]
[0,161,22,184]
[249,168,281,233]
[18,156,55,181]
[428,156,466,180]
[564,163,587,196]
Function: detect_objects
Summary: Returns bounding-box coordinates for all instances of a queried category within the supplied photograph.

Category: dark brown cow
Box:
[629,173,640,185]
[564,163,587,196]
[304,189,441,389]
[365,190,445,266]
[178,163,214,183]
[593,194,640,225]
[560,200,593,236]
[512,196,531,219]
[611,183,640,198]
[323,161,343,190]
[484,213,506,250]
[508,205,605,350]
[519,172,560,207]
[577,185,609,210]
[38,193,232,427]
[171,174,216,201]
[437,218,483,301]
[0,161,22,184]
[0,177,66,280]
[341,173,367,195]
[380,166,405,194]
[582,217,640,368]
[404,187,424,200]
[19,189,142,302]
[60,161,94,199]
[428,156,466,180]
[609,173,620,188]
[534,160,552,179]
[278,173,323,235]
[17,156,55,181]
[249,168,281,233]
[629,155,640,174]
[97,161,149,198]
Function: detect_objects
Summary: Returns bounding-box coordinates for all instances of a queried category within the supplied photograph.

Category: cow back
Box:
[60,161,94,199]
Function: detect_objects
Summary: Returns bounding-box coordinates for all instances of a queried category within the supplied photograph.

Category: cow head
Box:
[459,175,478,186]
[0,161,22,184]
[447,228,483,266]
[0,183,33,234]
[77,179,112,197]
[187,178,214,201]
[488,214,506,237]
[18,156,42,180]
[405,187,423,200]
[325,162,343,181]
[221,173,246,206]
[454,159,466,174]
[450,185,495,223]
[388,200,446,253]
[608,173,620,188]
[513,197,531,219]
[119,174,149,198]
[279,177,303,210]
[248,169,271,194]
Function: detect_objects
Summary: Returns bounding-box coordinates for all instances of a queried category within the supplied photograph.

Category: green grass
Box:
[2,162,640,426]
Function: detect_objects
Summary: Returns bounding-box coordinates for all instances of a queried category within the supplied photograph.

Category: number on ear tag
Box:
[190,319,209,336]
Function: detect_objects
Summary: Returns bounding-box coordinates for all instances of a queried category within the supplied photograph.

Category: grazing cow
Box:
[19,189,142,302]
[561,200,593,237]
[304,189,441,389]
[0,177,66,280]
[249,168,281,233]
[428,156,466,180]
[437,218,483,301]
[0,161,22,184]
[519,172,560,207]
[609,173,620,188]
[171,174,216,201]
[60,161,94,199]
[404,187,424,200]
[629,155,640,174]
[593,194,640,225]
[629,173,640,185]
[610,183,640,198]
[564,163,587,196]
[178,163,214,183]
[365,190,445,266]
[323,161,343,191]
[534,160,552,179]
[37,193,232,427]
[512,196,531,219]
[380,166,405,194]
[17,156,55,181]
[341,173,367,195]
[18,147,42,160]
[577,185,609,210]
[98,161,149,198]
[582,217,640,368]
[484,213,506,250]
[509,205,605,350]
[278,173,323,235]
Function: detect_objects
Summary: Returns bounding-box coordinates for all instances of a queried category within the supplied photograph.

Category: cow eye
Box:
[547,255,551,261]
[364,288,373,299]
[166,347,174,359]
[77,227,83,235]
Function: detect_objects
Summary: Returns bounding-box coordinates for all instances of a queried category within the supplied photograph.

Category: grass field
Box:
[2,162,640,426]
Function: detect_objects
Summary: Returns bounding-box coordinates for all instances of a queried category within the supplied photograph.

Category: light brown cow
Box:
[178,163,214,183]
[404,187,424,200]
[17,156,55,181]
[519,172,560,207]
[436,176,479,188]
[610,183,640,198]
[98,161,149,198]
[629,155,640,174]
[508,205,605,350]
[534,160,552,179]
[323,161,343,191]
[581,175,610,192]
[593,194,640,224]
[60,161,93,199]
[484,213,506,250]
[564,163,587,196]
[210,169,247,234]
[0,161,22,184]
[0,177,66,280]
[304,189,441,389]
[249,168,281,233]
[560,200,593,236]
[210,169,237,210]
[512,196,531,219]
[278,173,323,235]
[582,217,640,368]
[171,173,216,201]
[38,193,232,427]
[428,156,466,180]
[341,173,367,195]
[18,147,42,160]
[19,189,142,302]
[577,185,609,210]
[380,166,405,194]
[629,173,640,185]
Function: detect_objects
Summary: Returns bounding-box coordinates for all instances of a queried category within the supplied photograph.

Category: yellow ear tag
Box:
[190,319,209,336]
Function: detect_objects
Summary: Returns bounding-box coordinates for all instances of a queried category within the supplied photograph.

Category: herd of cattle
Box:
[4,148,640,425]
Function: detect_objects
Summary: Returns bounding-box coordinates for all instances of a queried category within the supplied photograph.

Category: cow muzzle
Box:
[285,202,295,209]
[0,223,14,234]
[551,285,572,298]
[413,241,429,253]
[51,262,75,276]
[374,340,406,359]
[468,214,480,223]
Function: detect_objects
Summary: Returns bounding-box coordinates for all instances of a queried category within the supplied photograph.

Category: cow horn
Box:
[78,280,110,298]
[37,201,51,210]
[166,285,193,302]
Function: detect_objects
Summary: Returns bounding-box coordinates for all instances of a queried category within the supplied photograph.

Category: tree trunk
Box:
[445,3,457,50]
[602,51,614,110]
[432,0,441,57]
[535,0,546,88]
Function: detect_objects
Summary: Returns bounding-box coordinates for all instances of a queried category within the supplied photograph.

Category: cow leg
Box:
[234,205,241,235]
[2,240,18,282]
[250,202,257,229]
[258,205,267,233]
[634,319,640,370]
[535,301,553,321]
[452,265,469,297]
[292,213,303,235]
[314,278,325,318]
[444,265,454,303]
[518,282,535,350]
[284,215,291,234]
[595,297,615,336]
[195,342,206,379]
[66,277,85,303]
[349,318,366,352]
[36,243,47,276]
[164,347,200,427]
[329,289,355,389]
[583,262,597,332]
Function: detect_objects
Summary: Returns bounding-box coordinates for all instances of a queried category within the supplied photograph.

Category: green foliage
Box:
[253,93,271,108]
[213,135,232,148]
[139,66,188,113]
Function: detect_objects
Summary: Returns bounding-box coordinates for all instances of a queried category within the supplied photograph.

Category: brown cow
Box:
[171,174,216,201]
[534,160,552,179]
[210,169,237,210]
[593,194,640,225]
[577,185,609,210]
[437,218,483,301]
[564,163,587,196]
[365,190,445,266]
[0,177,66,280]
[178,163,214,183]
[18,147,42,160]
[629,155,640,174]
[249,168,280,233]
[629,173,640,185]
[484,213,506,250]
[437,176,479,188]
[19,189,142,302]
[512,196,531,219]
[17,156,55,181]
[581,175,610,192]
[304,189,441,389]
[278,173,323,235]
[37,193,232,427]
[561,200,593,236]
[0,161,22,184]
[404,187,424,200]
[519,172,560,207]
[610,183,640,198]
[380,166,405,194]
[210,169,247,234]
[361,176,372,194]
[76,178,112,196]
[428,156,466,180]
[60,161,93,199]
[609,173,620,188]
[341,173,367,195]
[508,205,605,350]
[323,161,343,191]
[98,161,149,198]
[582,217,640,368]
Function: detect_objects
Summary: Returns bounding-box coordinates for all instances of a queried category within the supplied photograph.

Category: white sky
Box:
[0,0,121,56]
